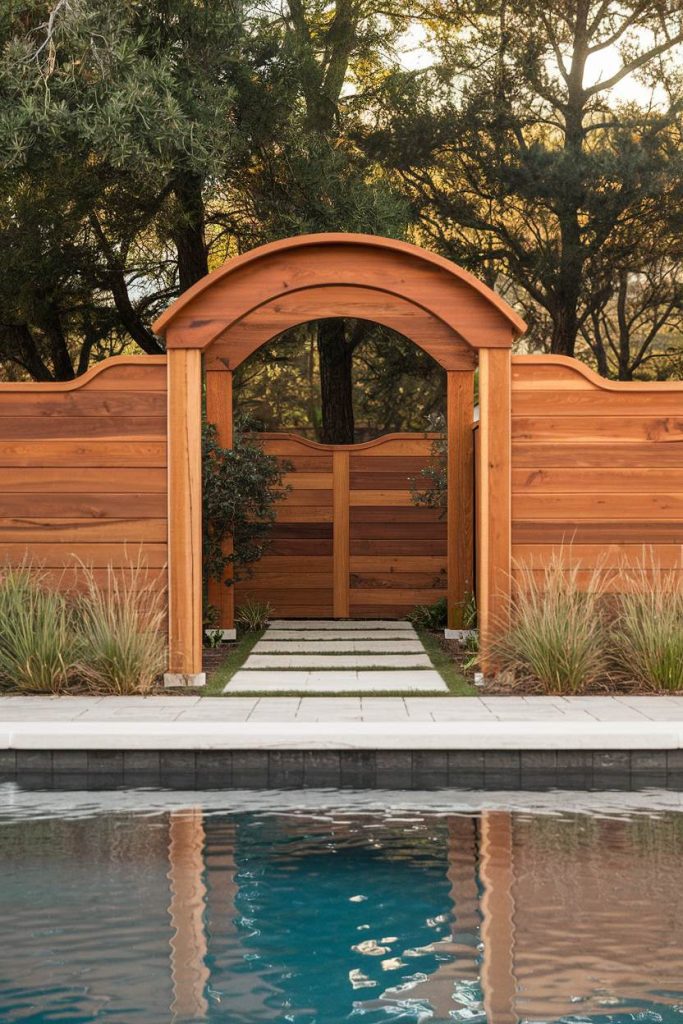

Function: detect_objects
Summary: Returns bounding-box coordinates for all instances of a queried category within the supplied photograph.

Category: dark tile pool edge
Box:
[1,749,682,790]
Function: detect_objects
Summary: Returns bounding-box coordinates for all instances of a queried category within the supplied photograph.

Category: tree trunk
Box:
[317,318,355,444]
[172,173,209,291]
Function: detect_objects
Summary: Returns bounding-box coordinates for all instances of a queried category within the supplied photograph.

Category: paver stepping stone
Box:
[225,619,446,694]
[227,670,447,693]
[263,629,417,642]
[252,640,424,654]
[246,654,432,669]
[268,620,414,631]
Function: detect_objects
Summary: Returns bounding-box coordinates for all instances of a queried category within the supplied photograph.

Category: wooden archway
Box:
[153,234,525,682]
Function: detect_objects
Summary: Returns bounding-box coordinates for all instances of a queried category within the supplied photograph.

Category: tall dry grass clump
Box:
[0,566,78,692]
[494,554,610,694]
[76,561,167,694]
[611,554,683,692]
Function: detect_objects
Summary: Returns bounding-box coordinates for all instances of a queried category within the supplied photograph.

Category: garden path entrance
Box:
[224,620,448,693]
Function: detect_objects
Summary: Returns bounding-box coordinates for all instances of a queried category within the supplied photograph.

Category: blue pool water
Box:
[0,790,682,1023]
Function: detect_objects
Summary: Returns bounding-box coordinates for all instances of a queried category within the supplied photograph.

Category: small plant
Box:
[495,554,609,694]
[611,556,683,691]
[76,561,167,694]
[0,566,77,693]
[409,596,447,630]
[235,598,272,631]
[204,628,224,649]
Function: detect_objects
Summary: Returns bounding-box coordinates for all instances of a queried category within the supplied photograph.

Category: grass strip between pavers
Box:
[203,626,477,697]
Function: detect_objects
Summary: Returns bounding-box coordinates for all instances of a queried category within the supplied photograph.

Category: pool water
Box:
[1,791,682,1023]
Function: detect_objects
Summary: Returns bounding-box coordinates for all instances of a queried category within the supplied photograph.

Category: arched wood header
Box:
[153,233,526,681]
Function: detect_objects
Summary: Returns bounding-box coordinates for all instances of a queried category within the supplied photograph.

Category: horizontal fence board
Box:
[0,542,168,568]
[512,443,683,469]
[350,556,449,572]
[350,572,446,589]
[512,567,681,593]
[513,492,683,520]
[350,539,447,556]
[0,440,167,468]
[271,506,334,523]
[349,490,414,507]
[512,415,683,443]
[0,417,167,440]
[512,543,683,569]
[0,493,166,518]
[512,520,683,543]
[350,507,444,523]
[248,556,333,574]
[280,490,334,506]
[237,573,333,590]
[512,390,683,416]
[350,523,448,540]
[0,391,166,417]
[33,566,167,594]
[282,473,334,489]
[0,518,167,543]
[512,468,683,493]
[0,468,167,493]
[347,588,447,605]
[268,540,334,556]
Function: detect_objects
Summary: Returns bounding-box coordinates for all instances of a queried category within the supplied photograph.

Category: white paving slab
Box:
[253,640,424,654]
[268,620,414,631]
[246,654,432,669]
[227,670,447,693]
[263,629,417,641]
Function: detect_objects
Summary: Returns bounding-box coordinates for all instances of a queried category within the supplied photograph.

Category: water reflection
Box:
[0,805,682,1022]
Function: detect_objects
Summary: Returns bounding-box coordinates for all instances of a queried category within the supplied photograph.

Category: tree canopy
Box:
[0,0,681,399]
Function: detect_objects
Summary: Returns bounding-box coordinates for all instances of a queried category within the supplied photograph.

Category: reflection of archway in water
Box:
[201,814,482,1021]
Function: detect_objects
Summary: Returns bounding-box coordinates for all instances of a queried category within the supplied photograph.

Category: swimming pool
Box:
[1,789,682,1023]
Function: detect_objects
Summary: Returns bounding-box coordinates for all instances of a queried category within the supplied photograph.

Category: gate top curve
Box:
[153,233,526,363]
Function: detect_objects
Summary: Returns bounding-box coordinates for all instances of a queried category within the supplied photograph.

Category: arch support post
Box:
[165,348,205,687]
[477,348,512,672]
[206,368,235,638]
[446,370,475,632]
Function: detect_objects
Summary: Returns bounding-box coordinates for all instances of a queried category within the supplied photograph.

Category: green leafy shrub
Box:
[409,596,448,630]
[235,598,273,631]
[202,418,290,597]
[76,562,167,694]
[0,567,77,693]
[611,559,683,691]
[495,556,609,693]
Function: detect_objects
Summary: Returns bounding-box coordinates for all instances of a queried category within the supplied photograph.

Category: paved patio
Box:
[1,694,682,751]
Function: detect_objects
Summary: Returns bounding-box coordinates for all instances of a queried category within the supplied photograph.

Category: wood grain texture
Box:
[0,357,169,617]
[167,349,202,674]
[205,369,234,630]
[511,355,683,591]
[447,371,475,628]
[234,432,450,619]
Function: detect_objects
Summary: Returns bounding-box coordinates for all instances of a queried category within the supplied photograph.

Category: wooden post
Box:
[477,348,511,670]
[333,449,350,617]
[479,811,517,1024]
[205,369,235,637]
[166,348,205,685]
[168,810,209,1019]
[447,370,475,631]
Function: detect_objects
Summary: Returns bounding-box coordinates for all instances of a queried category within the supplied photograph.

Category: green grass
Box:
[417,628,478,695]
[200,624,477,697]
[202,629,264,694]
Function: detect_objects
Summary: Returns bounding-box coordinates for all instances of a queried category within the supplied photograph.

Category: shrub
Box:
[235,598,272,631]
[611,558,683,692]
[495,555,609,694]
[0,567,77,693]
[409,596,448,630]
[76,562,167,694]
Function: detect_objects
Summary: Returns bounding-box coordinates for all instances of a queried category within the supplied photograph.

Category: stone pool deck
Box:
[1,694,682,790]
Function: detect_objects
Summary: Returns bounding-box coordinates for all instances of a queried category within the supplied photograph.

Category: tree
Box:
[369,0,683,361]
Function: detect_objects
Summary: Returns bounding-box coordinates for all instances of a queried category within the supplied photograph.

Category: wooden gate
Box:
[234,433,448,619]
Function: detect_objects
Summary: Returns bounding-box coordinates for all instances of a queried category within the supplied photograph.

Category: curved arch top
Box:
[153,233,526,356]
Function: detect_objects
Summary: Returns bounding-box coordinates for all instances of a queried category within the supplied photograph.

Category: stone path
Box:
[225,620,448,694]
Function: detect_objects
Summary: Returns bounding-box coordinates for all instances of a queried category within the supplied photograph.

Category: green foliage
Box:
[0,566,77,692]
[408,596,448,631]
[495,557,609,694]
[410,414,447,517]
[235,599,273,632]
[204,628,224,650]
[611,561,683,692]
[76,561,167,694]
[202,419,289,592]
